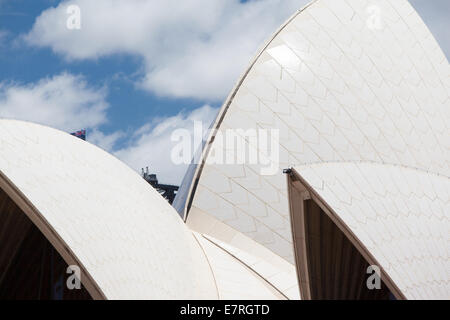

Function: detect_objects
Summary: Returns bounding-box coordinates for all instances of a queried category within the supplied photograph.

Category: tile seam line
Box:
[201,234,291,300]
[183,0,321,221]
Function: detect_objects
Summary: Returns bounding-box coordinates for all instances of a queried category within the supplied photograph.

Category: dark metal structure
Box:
[141,167,179,205]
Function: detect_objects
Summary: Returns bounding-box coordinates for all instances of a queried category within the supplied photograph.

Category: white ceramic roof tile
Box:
[0,120,218,300]
[193,234,285,300]
[184,0,450,274]
[202,234,300,300]
[294,162,449,299]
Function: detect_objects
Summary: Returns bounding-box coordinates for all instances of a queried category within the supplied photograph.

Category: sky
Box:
[0,0,448,185]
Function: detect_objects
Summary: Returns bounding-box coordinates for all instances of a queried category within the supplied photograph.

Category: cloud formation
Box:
[14,0,450,184]
[0,72,108,132]
[0,71,216,184]
[114,104,218,185]
[24,0,309,101]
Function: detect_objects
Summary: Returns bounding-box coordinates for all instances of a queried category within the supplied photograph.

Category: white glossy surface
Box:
[202,234,300,300]
[188,0,450,268]
[0,119,217,300]
[187,206,300,299]
[193,233,286,300]
[293,162,449,300]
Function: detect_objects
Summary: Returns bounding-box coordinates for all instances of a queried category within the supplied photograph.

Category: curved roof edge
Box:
[0,119,219,300]
[0,170,106,299]
[288,165,406,299]
[176,0,320,220]
[289,162,449,299]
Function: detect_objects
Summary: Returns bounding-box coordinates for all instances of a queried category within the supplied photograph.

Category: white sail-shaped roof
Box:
[0,119,296,300]
[291,162,449,299]
[1,0,448,301]
[0,119,219,299]
[180,0,450,290]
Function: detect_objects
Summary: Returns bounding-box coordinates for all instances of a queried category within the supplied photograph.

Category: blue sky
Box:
[0,0,448,184]
[0,0,207,143]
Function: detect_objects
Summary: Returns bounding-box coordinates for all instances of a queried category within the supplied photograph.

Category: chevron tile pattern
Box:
[190,0,450,265]
[294,162,449,299]
[0,120,218,300]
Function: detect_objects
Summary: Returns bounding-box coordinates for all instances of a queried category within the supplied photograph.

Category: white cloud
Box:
[0,72,108,132]
[23,0,309,101]
[0,71,217,185]
[114,104,218,185]
[88,128,124,152]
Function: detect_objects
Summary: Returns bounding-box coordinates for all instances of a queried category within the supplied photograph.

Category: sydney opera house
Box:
[0,0,448,300]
